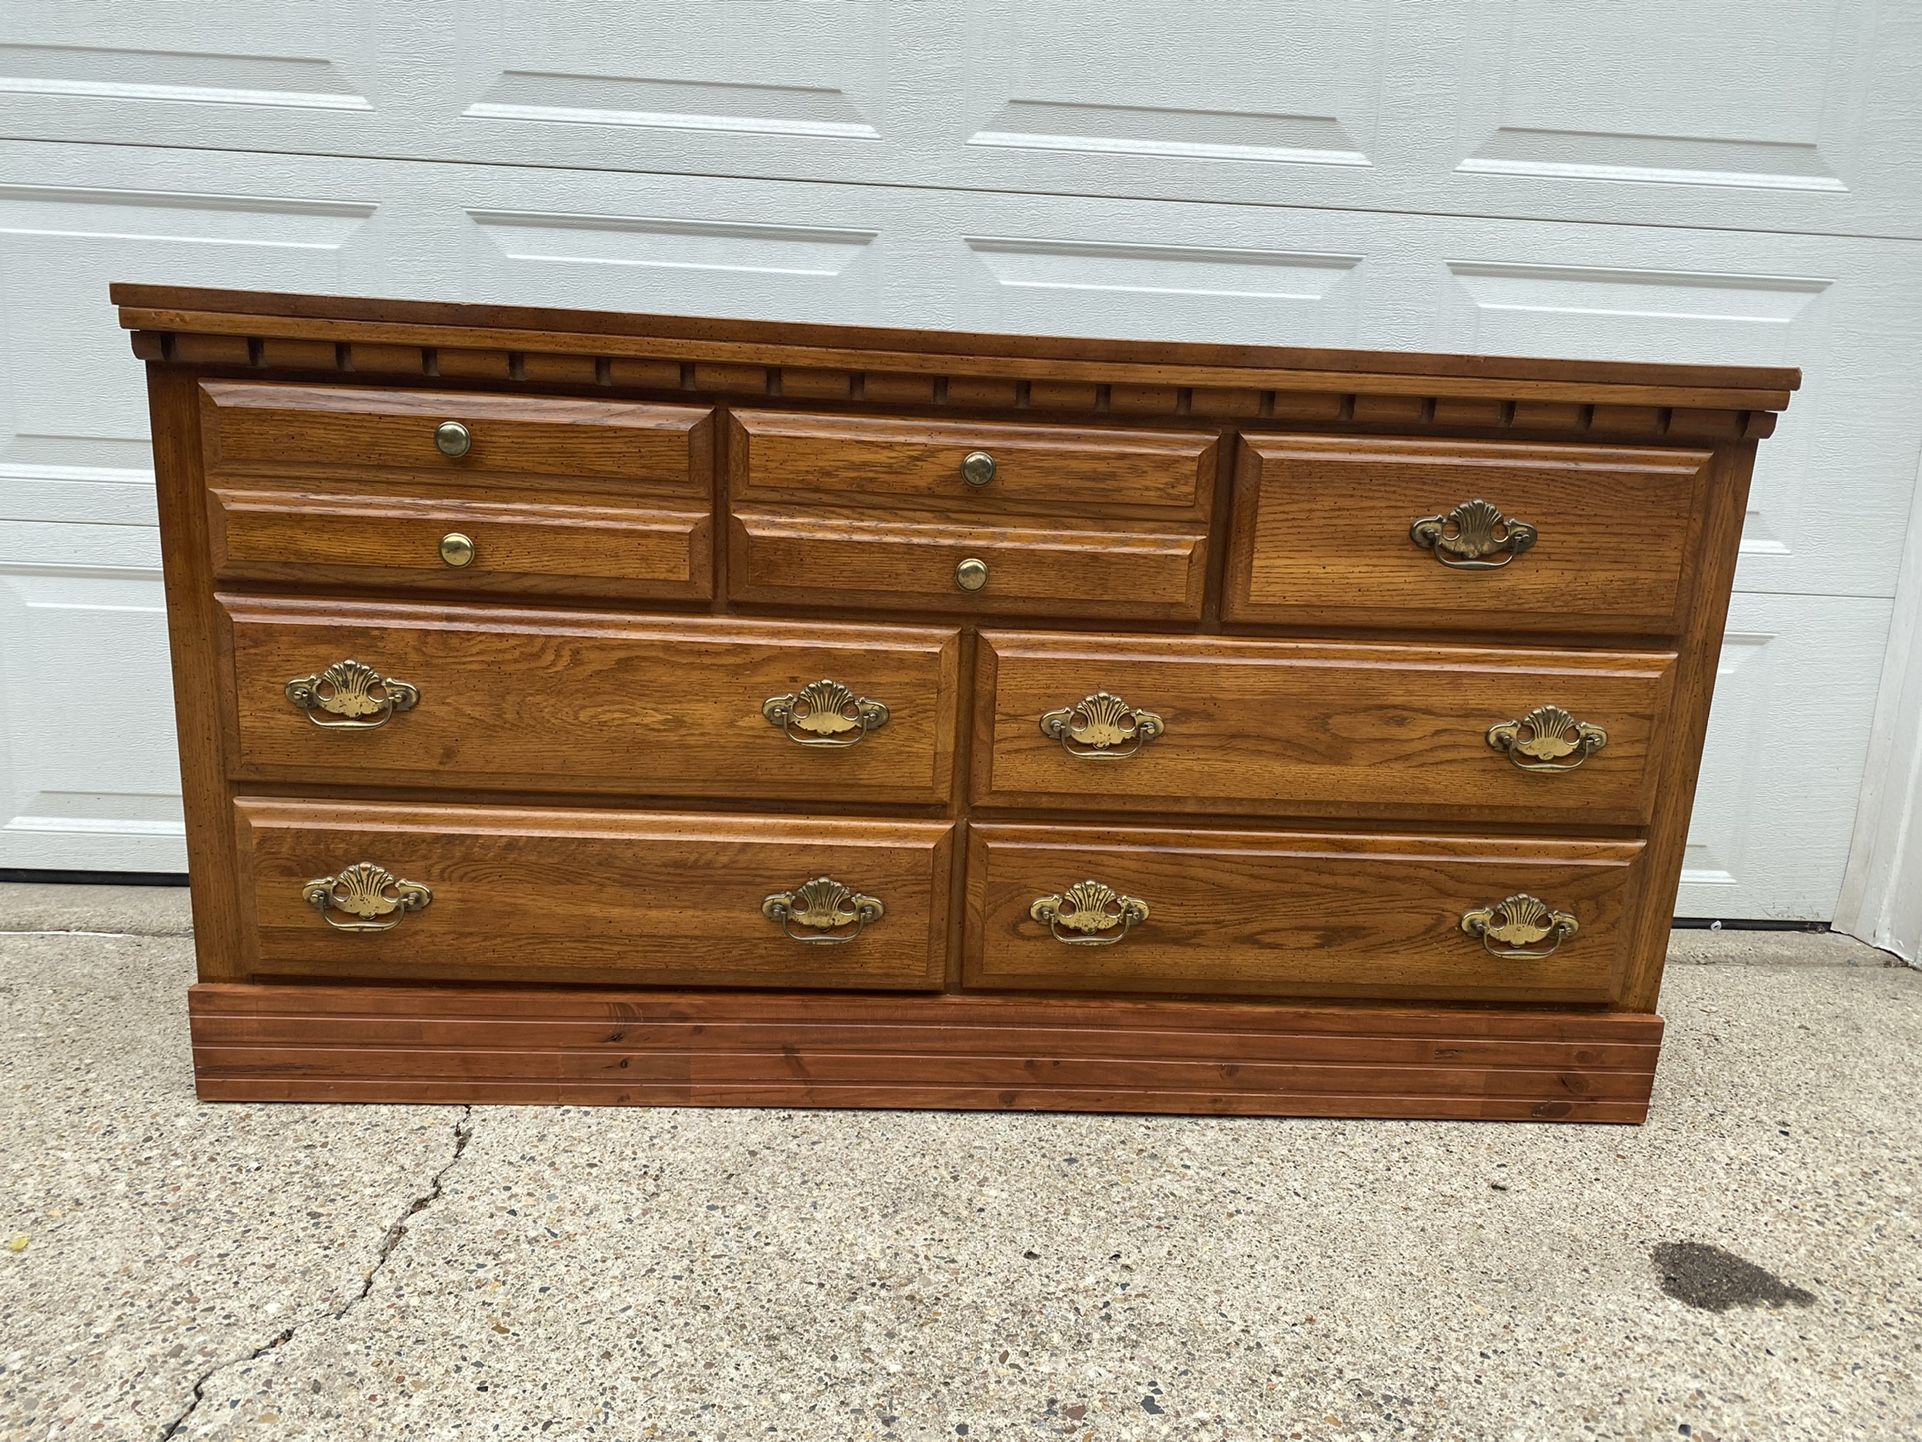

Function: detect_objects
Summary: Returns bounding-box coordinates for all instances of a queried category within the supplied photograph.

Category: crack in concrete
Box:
[157,1106,475,1440]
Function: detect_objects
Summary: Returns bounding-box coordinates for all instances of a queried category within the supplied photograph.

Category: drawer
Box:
[1224,434,1713,634]
[729,513,1209,621]
[200,382,714,600]
[236,798,953,988]
[221,598,960,804]
[972,631,1676,826]
[965,823,1644,1003]
[730,410,1216,520]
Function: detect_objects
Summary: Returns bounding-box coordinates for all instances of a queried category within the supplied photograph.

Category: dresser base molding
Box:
[188,984,1662,1123]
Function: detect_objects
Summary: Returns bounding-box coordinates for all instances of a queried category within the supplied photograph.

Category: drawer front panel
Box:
[974,632,1676,825]
[237,799,952,988]
[730,513,1208,621]
[201,382,714,600]
[223,599,960,804]
[965,824,1643,1003]
[1225,434,1712,634]
[209,492,711,600]
[730,410,1216,519]
[202,382,712,490]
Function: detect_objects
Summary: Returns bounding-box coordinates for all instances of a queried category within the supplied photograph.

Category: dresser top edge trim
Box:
[112,284,1799,412]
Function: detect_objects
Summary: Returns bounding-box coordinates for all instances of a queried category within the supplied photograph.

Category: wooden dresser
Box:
[115,285,1798,1123]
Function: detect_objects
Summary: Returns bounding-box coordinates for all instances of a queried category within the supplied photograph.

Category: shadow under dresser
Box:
[114,284,1799,1123]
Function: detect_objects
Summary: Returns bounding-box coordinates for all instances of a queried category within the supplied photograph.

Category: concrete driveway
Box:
[1,883,1916,1441]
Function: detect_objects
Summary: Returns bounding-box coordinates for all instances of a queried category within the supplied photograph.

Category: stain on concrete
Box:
[1652,1242,1816,1312]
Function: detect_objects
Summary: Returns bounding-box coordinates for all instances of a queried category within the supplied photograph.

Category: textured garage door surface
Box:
[2,2,1919,919]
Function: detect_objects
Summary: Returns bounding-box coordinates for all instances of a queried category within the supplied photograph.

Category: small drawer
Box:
[221,598,960,805]
[729,512,1209,621]
[1224,434,1712,634]
[200,381,714,601]
[965,823,1644,1003]
[730,410,1216,520]
[236,798,953,989]
[973,631,1676,826]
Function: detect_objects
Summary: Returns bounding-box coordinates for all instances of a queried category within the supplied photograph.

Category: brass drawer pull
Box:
[302,862,432,932]
[1411,499,1538,570]
[762,679,890,748]
[1461,893,1578,959]
[1487,705,1608,772]
[955,556,990,591]
[439,531,476,567]
[284,660,419,730]
[763,876,884,944]
[1030,880,1150,947]
[961,450,996,486]
[434,420,472,458]
[1039,690,1164,760]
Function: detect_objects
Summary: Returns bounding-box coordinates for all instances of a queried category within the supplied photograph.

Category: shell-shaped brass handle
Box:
[1460,893,1578,959]
[1487,705,1608,773]
[1030,880,1150,947]
[763,876,884,944]
[1411,499,1538,570]
[1039,691,1164,760]
[284,660,420,730]
[762,680,890,748]
[302,862,432,932]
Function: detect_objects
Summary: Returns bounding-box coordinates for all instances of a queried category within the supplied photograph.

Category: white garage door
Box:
[4,2,1919,919]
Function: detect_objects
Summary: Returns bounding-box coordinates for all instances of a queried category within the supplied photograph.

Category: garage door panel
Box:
[0,522,184,872]
[1675,593,1891,922]
[4,4,1918,237]
[1450,0,1874,199]
[950,0,1387,174]
[0,2,389,156]
[438,0,899,180]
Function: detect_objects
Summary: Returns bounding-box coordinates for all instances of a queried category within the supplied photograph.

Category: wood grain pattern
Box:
[201,382,715,600]
[187,984,1662,1122]
[234,799,954,989]
[729,410,1216,520]
[972,631,1677,825]
[1223,434,1713,634]
[117,284,1800,411]
[200,382,712,490]
[209,490,712,600]
[730,511,1209,621]
[221,597,961,804]
[1618,442,1759,1011]
[145,368,249,980]
[965,823,1644,1003]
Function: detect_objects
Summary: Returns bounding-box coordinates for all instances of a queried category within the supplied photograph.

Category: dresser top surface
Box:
[112,283,1800,412]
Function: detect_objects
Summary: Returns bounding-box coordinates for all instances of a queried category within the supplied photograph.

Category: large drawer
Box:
[1224,434,1712,634]
[729,512,1209,621]
[965,823,1644,1003]
[200,382,714,600]
[972,631,1676,825]
[236,799,953,988]
[221,598,960,804]
[729,410,1216,520]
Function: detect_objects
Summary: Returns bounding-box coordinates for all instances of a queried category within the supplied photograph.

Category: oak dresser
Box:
[115,284,1798,1123]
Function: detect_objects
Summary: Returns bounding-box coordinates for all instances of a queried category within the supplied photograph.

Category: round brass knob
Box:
[438,532,476,568]
[955,557,989,592]
[961,450,995,487]
[434,421,472,458]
